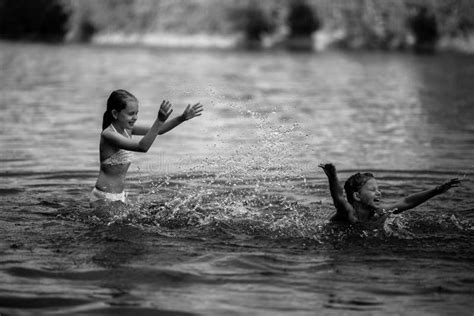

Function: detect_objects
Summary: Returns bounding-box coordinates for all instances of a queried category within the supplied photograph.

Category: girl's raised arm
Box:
[105,100,173,152]
[319,163,358,223]
[131,125,150,135]
[132,103,203,136]
[158,102,203,135]
[382,178,460,214]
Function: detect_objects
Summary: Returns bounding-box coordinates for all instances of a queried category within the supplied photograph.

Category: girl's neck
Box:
[354,204,375,221]
[112,122,125,134]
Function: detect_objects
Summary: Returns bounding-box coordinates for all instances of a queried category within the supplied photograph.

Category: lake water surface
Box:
[1,42,473,315]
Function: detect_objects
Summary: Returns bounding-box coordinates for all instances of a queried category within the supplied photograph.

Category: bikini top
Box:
[101,124,133,166]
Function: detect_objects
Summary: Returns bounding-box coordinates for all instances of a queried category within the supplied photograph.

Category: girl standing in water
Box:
[319,163,460,223]
[90,89,203,207]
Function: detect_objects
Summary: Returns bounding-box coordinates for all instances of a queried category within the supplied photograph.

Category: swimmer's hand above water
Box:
[180,102,203,121]
[435,178,461,194]
[158,100,173,122]
[318,162,337,178]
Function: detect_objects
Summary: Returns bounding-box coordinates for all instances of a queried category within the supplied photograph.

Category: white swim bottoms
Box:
[90,187,127,206]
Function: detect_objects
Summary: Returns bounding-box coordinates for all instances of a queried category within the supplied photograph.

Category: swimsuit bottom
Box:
[90,187,128,206]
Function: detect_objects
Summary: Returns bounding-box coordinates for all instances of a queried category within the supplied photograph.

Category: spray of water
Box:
[62,86,472,243]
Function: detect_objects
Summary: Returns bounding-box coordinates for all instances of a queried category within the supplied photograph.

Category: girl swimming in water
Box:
[90,89,203,207]
[319,163,460,223]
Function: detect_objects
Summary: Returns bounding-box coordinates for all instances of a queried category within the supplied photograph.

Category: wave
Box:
[57,189,474,246]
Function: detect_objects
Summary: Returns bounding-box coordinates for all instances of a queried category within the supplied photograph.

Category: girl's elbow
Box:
[137,144,150,153]
[395,203,411,213]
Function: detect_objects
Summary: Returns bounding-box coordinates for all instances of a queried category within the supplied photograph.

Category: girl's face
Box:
[355,178,382,209]
[114,100,138,130]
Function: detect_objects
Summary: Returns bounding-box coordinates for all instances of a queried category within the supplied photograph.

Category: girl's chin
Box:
[364,202,379,209]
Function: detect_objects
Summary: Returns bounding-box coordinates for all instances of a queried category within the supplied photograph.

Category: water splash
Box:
[59,86,474,245]
[123,87,316,235]
[383,214,415,239]
[57,193,474,247]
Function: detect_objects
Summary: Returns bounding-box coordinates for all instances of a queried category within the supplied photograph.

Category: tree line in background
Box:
[0,0,473,52]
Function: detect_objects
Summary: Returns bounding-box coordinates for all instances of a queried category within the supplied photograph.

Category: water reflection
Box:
[0,43,473,176]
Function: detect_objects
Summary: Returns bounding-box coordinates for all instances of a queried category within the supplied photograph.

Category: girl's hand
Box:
[158,100,173,122]
[181,103,203,121]
[318,163,336,177]
[436,178,461,194]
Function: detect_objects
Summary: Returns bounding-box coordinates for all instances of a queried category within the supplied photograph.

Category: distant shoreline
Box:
[2,0,473,54]
[91,31,474,54]
[92,32,237,49]
[1,32,472,55]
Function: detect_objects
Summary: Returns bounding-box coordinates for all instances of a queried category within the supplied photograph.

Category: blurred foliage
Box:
[287,0,321,37]
[408,6,439,53]
[0,0,473,50]
[320,0,474,49]
[0,0,69,41]
[228,3,275,42]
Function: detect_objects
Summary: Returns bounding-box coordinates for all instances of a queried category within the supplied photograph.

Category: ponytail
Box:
[101,89,138,130]
[102,110,114,130]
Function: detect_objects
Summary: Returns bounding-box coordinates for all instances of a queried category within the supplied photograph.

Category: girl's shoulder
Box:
[100,127,119,145]
[101,125,113,135]
[101,126,132,138]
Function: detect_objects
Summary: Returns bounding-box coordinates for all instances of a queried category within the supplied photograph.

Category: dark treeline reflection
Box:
[0,0,472,52]
[0,0,69,41]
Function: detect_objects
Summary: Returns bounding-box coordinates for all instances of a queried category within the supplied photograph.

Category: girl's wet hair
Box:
[344,172,375,204]
[102,89,138,130]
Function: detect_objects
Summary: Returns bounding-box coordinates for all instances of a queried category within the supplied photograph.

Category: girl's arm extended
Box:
[319,163,358,223]
[159,103,203,134]
[104,100,173,152]
[132,103,203,136]
[382,178,460,214]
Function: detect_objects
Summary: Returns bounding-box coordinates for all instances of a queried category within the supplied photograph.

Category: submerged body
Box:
[319,163,460,224]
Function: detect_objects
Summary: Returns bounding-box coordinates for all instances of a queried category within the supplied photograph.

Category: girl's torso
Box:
[95,125,133,193]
